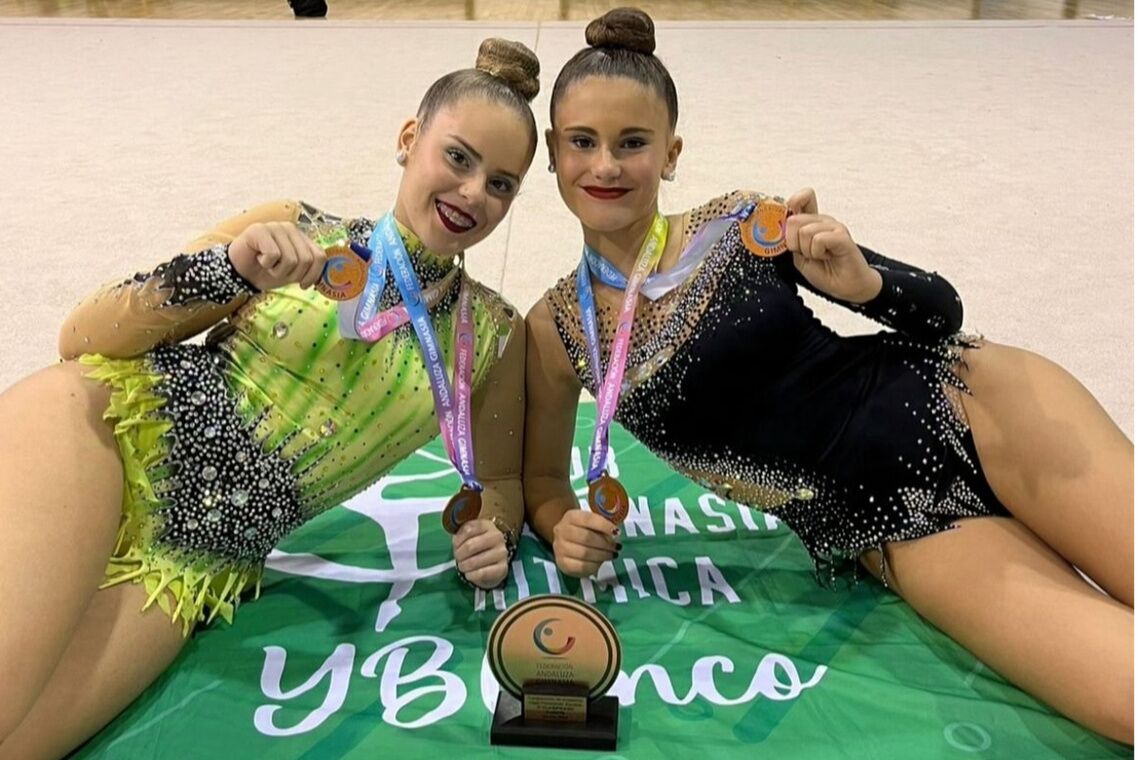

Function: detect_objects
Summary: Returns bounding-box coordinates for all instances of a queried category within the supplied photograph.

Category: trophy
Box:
[487,594,622,750]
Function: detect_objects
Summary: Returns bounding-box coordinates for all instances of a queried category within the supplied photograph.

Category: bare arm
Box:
[524,299,618,577]
[523,299,582,542]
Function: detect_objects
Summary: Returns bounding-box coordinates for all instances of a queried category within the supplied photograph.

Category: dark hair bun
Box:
[585,7,656,54]
[476,38,541,102]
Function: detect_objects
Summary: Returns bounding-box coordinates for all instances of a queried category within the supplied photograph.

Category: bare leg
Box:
[0,362,125,741]
[0,582,187,760]
[865,517,1133,744]
[958,340,1133,605]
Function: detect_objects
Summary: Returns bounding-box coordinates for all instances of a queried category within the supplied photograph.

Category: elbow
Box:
[522,475,543,521]
[945,286,964,334]
[945,300,963,335]
[57,315,82,360]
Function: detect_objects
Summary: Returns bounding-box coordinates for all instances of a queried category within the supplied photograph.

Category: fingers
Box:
[463,564,509,589]
[562,507,622,536]
[786,187,818,215]
[555,540,619,578]
[250,223,327,288]
[262,224,301,280]
[299,238,328,289]
[785,216,849,259]
[452,520,506,567]
[452,520,510,589]
[249,225,281,272]
[552,509,620,578]
[811,229,852,260]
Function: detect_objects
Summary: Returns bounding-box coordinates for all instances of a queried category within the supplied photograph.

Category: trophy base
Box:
[490,691,619,751]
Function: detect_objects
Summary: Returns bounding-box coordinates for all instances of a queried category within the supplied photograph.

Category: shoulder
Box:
[525,297,556,337]
[525,296,582,393]
[675,189,783,246]
[684,189,776,221]
[225,199,308,229]
[464,274,524,339]
[538,269,580,319]
[182,199,306,252]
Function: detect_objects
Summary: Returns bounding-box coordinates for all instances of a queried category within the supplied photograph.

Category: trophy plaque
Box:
[488,594,622,750]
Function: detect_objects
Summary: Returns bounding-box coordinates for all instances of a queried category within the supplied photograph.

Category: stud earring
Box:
[662,169,676,182]
[396,150,407,166]
[547,162,556,173]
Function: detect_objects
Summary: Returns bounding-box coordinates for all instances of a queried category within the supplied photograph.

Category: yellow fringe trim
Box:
[81,354,264,636]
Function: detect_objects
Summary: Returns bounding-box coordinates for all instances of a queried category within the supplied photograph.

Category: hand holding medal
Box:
[228,221,330,292]
[783,188,882,303]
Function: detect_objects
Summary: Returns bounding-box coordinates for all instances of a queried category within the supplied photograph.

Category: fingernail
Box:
[611,527,621,536]
[614,542,623,551]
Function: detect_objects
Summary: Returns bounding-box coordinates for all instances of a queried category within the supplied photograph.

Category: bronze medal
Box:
[317,244,368,301]
[739,198,789,258]
[442,485,483,534]
[588,473,629,525]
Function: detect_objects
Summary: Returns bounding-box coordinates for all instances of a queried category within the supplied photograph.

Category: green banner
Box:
[79,404,1129,759]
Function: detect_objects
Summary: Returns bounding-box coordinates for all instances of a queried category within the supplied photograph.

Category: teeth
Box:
[438,201,474,230]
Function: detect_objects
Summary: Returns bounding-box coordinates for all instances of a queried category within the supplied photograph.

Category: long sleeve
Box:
[781,244,964,340]
[58,200,303,359]
[471,309,526,541]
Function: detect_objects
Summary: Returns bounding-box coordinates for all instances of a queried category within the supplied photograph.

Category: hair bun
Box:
[476,38,541,103]
[585,7,656,54]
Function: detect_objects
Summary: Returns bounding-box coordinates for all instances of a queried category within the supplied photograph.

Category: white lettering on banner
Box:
[647,557,691,606]
[532,557,564,594]
[737,503,760,530]
[625,496,656,537]
[623,557,651,599]
[695,557,742,604]
[473,585,507,613]
[255,644,355,736]
[360,636,467,728]
[267,451,766,628]
[256,639,828,736]
[569,445,620,482]
[609,655,827,706]
[698,494,736,533]
[510,557,530,599]
[664,498,699,535]
[495,556,740,609]
[256,447,808,739]
[580,561,629,604]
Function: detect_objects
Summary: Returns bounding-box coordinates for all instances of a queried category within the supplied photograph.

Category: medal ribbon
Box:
[344,222,459,342]
[577,212,668,483]
[364,214,480,491]
[582,201,754,300]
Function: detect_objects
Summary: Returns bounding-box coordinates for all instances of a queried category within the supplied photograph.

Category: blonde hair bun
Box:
[476,38,541,102]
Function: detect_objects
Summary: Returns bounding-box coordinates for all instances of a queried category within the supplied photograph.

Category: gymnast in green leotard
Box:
[0,37,539,760]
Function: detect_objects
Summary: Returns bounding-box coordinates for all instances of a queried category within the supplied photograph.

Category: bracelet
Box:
[456,516,519,591]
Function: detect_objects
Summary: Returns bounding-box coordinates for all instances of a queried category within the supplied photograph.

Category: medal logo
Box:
[739,199,789,257]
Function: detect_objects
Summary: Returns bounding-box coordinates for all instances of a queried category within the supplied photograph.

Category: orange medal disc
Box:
[738,199,789,258]
[317,244,368,301]
[442,485,483,534]
[588,473,629,525]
